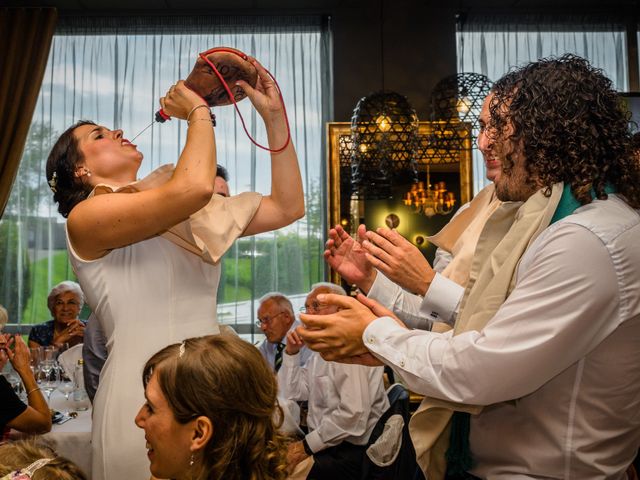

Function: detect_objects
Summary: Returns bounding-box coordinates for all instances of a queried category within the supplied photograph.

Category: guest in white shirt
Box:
[299,55,640,479]
[257,292,311,372]
[324,92,502,331]
[279,283,389,479]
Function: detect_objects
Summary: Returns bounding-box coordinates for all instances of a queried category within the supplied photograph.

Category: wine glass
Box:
[29,347,42,374]
[42,346,58,363]
[37,360,59,403]
[57,369,76,403]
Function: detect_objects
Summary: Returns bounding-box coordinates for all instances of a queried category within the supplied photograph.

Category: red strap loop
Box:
[198,47,291,154]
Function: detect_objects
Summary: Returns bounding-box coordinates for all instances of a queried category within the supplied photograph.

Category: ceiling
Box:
[3,0,638,13]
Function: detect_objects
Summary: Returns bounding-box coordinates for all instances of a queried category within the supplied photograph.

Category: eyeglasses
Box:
[299,301,328,314]
[255,311,287,328]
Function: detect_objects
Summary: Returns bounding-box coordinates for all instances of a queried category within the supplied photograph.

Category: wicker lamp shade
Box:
[431,72,492,130]
[350,91,419,199]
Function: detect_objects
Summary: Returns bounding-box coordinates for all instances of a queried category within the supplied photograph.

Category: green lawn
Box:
[21,250,78,324]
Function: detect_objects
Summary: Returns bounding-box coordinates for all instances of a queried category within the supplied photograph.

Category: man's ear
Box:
[190,416,213,451]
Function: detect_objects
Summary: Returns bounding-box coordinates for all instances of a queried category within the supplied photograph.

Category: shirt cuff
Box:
[363,316,413,368]
[419,272,464,326]
[367,270,395,304]
[305,429,325,453]
[282,350,300,367]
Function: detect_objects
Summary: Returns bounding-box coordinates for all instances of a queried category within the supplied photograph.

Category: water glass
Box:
[37,362,60,402]
[29,347,42,373]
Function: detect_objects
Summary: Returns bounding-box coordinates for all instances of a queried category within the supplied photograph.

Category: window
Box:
[0,15,332,342]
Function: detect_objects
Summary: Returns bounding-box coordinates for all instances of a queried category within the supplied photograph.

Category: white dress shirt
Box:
[258,320,312,372]
[368,272,463,329]
[278,351,389,453]
[366,200,471,329]
[363,195,640,478]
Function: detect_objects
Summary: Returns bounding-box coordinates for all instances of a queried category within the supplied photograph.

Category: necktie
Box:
[274,342,285,372]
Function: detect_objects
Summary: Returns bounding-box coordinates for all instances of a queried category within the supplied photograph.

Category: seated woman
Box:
[0,438,87,480]
[0,334,51,437]
[135,334,287,480]
[28,281,85,349]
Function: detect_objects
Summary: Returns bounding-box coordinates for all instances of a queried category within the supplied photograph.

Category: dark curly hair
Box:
[45,120,96,218]
[142,334,288,480]
[488,54,640,207]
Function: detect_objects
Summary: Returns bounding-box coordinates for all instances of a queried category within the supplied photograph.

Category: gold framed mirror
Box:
[326,121,473,284]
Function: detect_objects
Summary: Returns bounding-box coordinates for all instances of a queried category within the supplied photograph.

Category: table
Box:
[48,390,92,476]
[10,390,92,477]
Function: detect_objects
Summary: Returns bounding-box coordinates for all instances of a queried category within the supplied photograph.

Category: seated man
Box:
[279,283,389,479]
[257,292,311,372]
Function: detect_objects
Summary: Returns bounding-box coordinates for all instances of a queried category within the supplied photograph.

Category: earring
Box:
[74,167,92,178]
[190,454,195,467]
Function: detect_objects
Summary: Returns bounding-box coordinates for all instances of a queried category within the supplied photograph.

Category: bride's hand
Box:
[236,58,285,126]
[160,80,208,121]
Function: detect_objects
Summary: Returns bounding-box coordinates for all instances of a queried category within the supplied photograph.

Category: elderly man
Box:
[300,55,640,479]
[257,292,311,372]
[280,282,389,479]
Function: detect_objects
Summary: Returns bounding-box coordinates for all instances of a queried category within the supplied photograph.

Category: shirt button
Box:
[367,336,376,345]
[399,359,405,367]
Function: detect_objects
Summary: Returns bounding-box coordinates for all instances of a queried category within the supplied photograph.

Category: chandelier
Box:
[403,166,455,217]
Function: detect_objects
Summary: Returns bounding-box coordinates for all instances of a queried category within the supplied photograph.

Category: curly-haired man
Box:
[299,55,640,479]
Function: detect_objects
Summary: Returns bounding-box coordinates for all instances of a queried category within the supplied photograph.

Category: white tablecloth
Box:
[10,390,92,477]
[47,390,92,477]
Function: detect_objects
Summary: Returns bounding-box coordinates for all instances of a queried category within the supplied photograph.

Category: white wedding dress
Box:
[67,189,261,480]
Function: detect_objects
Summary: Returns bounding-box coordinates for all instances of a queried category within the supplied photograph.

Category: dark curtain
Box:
[0,7,57,218]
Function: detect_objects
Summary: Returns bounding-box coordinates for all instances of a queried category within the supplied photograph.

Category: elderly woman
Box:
[28,281,85,349]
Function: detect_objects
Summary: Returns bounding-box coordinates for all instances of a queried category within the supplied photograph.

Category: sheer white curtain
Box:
[457,14,628,193]
[0,16,332,340]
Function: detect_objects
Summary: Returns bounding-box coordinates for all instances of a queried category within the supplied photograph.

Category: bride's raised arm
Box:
[237,58,305,236]
[52,81,216,260]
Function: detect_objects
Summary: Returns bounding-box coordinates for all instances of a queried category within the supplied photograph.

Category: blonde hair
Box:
[142,335,288,480]
[0,305,8,331]
[0,439,87,480]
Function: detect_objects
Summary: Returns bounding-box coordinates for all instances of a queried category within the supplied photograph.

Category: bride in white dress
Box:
[45,59,303,480]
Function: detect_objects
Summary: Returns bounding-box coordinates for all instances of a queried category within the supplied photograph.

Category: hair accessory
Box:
[48,172,58,193]
[179,341,186,358]
[0,458,53,480]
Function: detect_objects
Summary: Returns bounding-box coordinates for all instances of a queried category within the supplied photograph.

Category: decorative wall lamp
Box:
[350,91,419,199]
[430,72,493,136]
[349,0,419,199]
